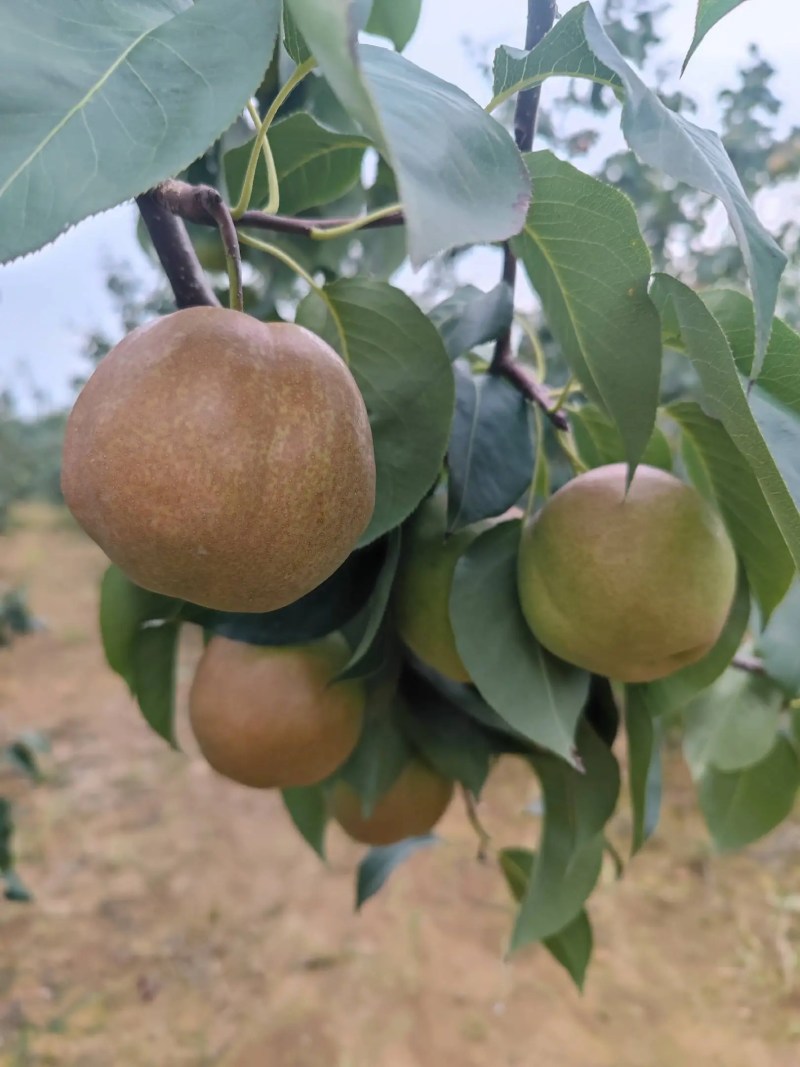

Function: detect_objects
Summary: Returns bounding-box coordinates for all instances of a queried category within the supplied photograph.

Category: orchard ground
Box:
[2,505,800,1067]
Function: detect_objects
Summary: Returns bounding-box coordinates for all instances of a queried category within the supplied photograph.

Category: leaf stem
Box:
[246,100,280,215]
[461,785,492,863]
[231,58,316,220]
[309,202,403,241]
[237,231,350,366]
[525,406,546,519]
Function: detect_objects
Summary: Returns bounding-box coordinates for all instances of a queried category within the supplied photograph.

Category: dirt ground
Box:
[1,505,800,1067]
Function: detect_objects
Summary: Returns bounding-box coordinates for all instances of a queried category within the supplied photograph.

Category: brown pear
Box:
[332,757,454,846]
[62,307,375,612]
[189,633,365,789]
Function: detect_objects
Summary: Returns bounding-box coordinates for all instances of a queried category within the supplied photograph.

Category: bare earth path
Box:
[1,506,800,1066]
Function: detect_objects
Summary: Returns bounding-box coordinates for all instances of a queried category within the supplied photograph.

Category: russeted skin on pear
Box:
[517,463,738,683]
[189,633,365,789]
[62,307,376,612]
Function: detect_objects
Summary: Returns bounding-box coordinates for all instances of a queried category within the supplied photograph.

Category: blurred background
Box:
[2,0,800,1064]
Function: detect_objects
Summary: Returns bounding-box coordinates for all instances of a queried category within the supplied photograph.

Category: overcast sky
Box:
[1,0,796,412]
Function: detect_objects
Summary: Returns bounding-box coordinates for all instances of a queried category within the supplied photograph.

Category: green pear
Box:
[395,489,522,682]
[517,463,737,683]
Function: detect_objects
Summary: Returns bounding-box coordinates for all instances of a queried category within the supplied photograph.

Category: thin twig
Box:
[204,196,243,313]
[732,652,766,675]
[461,785,491,863]
[489,0,560,425]
[136,191,219,309]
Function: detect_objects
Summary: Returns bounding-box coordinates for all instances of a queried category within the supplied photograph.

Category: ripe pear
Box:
[517,463,737,683]
[189,633,364,789]
[332,757,454,846]
[62,307,374,612]
[395,489,523,682]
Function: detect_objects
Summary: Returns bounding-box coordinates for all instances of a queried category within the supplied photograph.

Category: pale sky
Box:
[1,0,796,412]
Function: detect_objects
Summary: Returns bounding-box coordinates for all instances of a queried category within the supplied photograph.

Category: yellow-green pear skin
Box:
[395,490,522,682]
[331,757,454,846]
[189,634,364,789]
[517,464,738,683]
[62,307,376,612]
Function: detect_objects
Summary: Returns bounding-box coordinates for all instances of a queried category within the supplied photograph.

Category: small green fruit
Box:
[395,490,522,682]
[517,463,737,683]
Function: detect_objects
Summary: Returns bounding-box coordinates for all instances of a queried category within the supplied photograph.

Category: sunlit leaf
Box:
[365,0,422,50]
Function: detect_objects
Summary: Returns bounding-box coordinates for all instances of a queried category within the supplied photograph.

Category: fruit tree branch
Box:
[136,191,220,309]
[732,652,766,675]
[489,0,562,429]
[149,178,405,236]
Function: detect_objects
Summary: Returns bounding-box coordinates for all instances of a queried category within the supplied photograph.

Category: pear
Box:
[332,756,454,846]
[189,633,364,789]
[62,307,375,612]
[517,463,737,683]
[395,489,522,682]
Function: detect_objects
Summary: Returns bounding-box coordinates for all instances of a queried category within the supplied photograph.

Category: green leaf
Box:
[428,284,514,361]
[571,406,672,472]
[296,278,455,543]
[0,0,281,264]
[451,521,590,761]
[365,0,422,50]
[185,537,388,647]
[284,1,531,265]
[100,566,178,692]
[628,568,751,718]
[338,528,401,681]
[359,158,407,279]
[225,112,369,217]
[684,668,784,778]
[499,847,594,991]
[669,401,794,621]
[131,623,180,749]
[509,721,620,951]
[356,835,437,909]
[0,797,14,872]
[338,690,414,816]
[651,275,800,571]
[4,739,44,784]
[283,4,312,64]
[699,736,800,851]
[542,909,594,992]
[491,3,623,108]
[3,868,32,903]
[756,580,800,697]
[447,365,534,532]
[626,687,661,856]
[581,6,786,377]
[282,786,328,860]
[512,151,661,471]
[397,665,496,796]
[583,676,620,749]
[683,0,751,72]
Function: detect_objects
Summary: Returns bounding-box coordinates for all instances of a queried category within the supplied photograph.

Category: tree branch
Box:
[136,191,219,310]
[732,652,766,675]
[489,0,560,426]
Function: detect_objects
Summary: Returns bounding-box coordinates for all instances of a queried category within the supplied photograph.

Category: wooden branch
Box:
[136,191,219,310]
